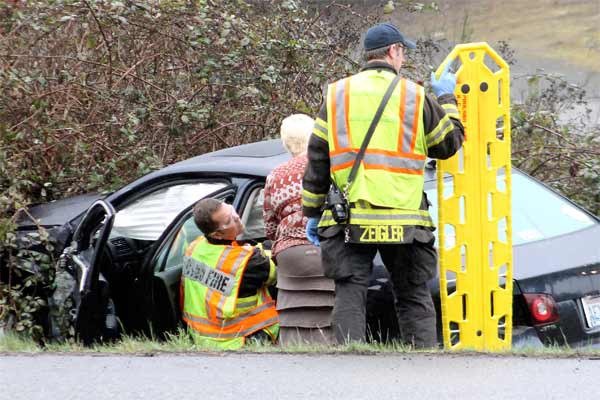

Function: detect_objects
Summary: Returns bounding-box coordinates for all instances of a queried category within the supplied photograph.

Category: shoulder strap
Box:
[344,74,402,193]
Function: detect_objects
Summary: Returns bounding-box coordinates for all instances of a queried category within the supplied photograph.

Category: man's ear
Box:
[386,45,394,58]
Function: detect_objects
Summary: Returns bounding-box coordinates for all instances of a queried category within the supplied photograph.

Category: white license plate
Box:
[581,295,600,329]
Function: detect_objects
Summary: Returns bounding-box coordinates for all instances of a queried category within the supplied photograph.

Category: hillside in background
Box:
[312,0,599,103]
[393,0,600,98]
[395,0,599,69]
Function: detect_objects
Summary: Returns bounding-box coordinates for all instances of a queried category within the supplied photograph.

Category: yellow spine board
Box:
[436,43,513,351]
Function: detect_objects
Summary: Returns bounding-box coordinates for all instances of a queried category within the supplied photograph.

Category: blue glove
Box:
[430,63,456,97]
[306,217,320,246]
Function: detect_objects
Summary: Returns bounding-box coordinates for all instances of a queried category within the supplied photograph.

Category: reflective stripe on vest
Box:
[183,299,279,339]
[325,70,428,212]
[186,242,252,321]
[329,74,425,174]
[182,237,278,341]
[330,150,425,174]
[319,205,434,228]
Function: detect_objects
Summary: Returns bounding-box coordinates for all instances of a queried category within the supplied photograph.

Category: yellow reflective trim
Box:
[315,117,327,131]
[325,71,427,211]
[215,247,252,319]
[183,300,276,330]
[266,258,277,286]
[319,209,433,227]
[312,117,328,141]
[185,314,279,340]
[236,296,259,310]
[442,103,458,112]
[312,128,328,142]
[333,78,350,149]
[400,79,420,154]
[351,217,434,227]
[351,200,431,215]
[302,189,326,208]
[302,190,326,200]
[302,199,323,208]
[350,210,431,218]
[426,116,455,148]
[317,213,337,227]
[442,103,460,119]
[330,150,425,171]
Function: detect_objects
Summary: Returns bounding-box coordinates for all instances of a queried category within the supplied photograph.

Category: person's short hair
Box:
[363,43,394,62]
[193,198,223,235]
[280,114,314,157]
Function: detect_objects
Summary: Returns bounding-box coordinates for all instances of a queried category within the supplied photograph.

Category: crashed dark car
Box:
[7,139,600,347]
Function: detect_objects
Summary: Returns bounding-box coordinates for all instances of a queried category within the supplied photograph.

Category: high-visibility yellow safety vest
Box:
[321,69,432,228]
[181,236,279,350]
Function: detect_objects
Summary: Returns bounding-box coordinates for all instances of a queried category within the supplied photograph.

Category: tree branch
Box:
[82,0,113,89]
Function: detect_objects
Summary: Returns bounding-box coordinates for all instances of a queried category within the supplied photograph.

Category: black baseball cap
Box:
[363,23,416,51]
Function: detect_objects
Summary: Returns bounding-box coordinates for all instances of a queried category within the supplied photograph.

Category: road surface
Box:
[1,352,599,400]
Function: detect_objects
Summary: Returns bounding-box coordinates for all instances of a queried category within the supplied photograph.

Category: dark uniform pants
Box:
[320,226,438,348]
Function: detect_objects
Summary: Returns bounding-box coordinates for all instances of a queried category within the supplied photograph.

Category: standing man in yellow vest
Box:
[302,23,464,347]
[181,198,279,349]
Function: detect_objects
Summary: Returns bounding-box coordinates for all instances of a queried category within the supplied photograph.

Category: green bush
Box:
[0,0,373,341]
[511,72,600,215]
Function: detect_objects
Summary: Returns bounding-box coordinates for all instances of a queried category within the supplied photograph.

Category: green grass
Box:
[0,331,43,353]
[2,330,599,357]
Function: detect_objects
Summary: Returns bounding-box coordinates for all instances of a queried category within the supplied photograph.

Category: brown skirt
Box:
[275,245,335,346]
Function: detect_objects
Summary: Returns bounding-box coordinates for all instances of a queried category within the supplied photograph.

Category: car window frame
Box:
[109,179,231,241]
[237,183,266,241]
[149,178,267,274]
[148,186,238,274]
[110,177,232,212]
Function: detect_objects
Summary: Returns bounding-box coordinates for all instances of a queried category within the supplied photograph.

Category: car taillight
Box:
[523,293,560,325]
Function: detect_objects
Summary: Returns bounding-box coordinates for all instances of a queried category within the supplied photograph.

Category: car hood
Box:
[15,193,103,228]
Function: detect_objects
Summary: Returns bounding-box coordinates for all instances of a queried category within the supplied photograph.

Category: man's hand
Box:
[431,63,456,97]
[305,217,320,246]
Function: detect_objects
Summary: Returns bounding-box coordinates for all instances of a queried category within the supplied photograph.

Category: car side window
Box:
[156,192,237,272]
[237,187,265,241]
[163,215,204,271]
[110,181,227,241]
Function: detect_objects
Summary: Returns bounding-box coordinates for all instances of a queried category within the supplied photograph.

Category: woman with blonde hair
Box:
[263,114,335,346]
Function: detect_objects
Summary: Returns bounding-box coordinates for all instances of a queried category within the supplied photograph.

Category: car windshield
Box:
[110,182,227,240]
[426,170,597,246]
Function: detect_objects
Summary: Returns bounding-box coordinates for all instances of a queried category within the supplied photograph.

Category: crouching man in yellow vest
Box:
[181,198,279,349]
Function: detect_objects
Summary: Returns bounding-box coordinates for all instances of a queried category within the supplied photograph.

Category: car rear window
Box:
[426,170,597,246]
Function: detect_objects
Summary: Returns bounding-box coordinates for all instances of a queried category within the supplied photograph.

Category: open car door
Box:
[62,200,116,345]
